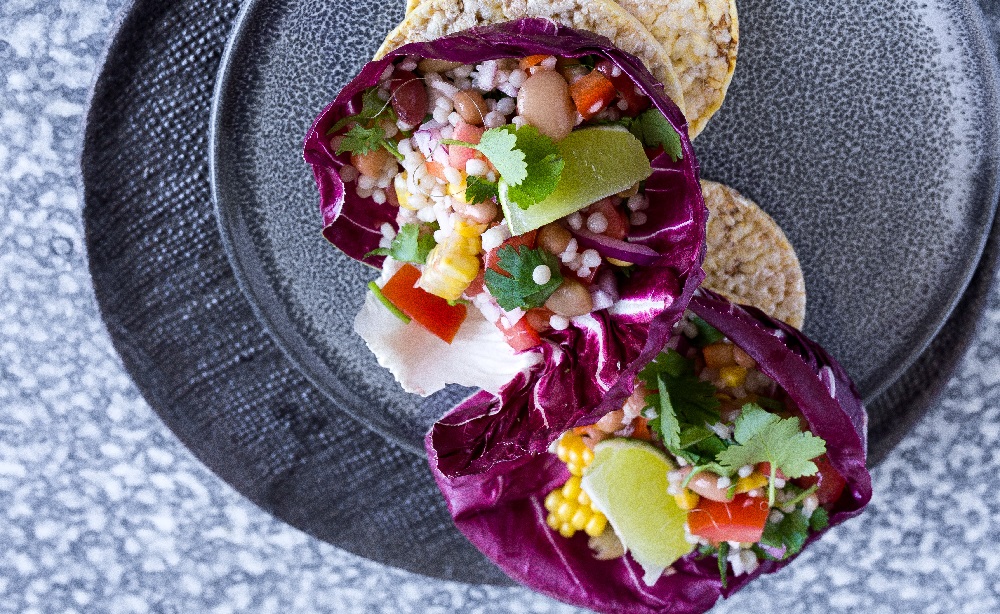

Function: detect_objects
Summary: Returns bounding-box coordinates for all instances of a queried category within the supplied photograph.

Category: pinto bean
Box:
[516,70,575,141]
[544,278,593,317]
[595,409,625,434]
[537,223,572,255]
[453,90,489,126]
[351,148,392,178]
[416,58,463,74]
[678,466,734,502]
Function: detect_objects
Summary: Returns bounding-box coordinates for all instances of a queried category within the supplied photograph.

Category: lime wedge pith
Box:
[580,438,693,585]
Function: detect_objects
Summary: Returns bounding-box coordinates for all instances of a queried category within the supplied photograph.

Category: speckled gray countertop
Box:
[2,1,1000,612]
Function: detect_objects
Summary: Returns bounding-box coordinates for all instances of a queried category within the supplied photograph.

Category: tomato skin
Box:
[687,494,770,544]
[380,264,467,344]
[794,455,847,506]
[569,70,618,120]
[496,315,542,352]
[588,198,629,240]
[484,230,539,275]
[595,60,651,117]
[448,123,486,170]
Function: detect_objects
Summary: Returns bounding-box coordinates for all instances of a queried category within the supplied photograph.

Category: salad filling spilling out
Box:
[426,291,872,614]
[305,20,706,461]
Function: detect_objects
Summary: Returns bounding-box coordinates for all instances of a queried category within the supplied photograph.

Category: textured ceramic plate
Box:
[211,0,1000,453]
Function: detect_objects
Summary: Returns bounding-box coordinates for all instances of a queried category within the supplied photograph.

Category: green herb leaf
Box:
[328,87,397,135]
[639,350,722,460]
[382,138,403,161]
[629,109,683,162]
[364,248,390,258]
[809,507,830,531]
[760,509,810,558]
[716,404,827,505]
[470,127,526,184]
[484,245,563,311]
[690,315,724,347]
[464,176,499,204]
[716,541,729,589]
[384,223,436,264]
[336,124,388,156]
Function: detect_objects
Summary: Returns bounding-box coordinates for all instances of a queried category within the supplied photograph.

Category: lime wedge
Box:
[580,439,693,585]
[501,126,653,235]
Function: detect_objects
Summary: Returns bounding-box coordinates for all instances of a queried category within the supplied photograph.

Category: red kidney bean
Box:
[389,70,428,126]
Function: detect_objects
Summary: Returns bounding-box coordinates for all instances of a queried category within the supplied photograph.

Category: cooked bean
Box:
[455,199,497,224]
[733,345,757,369]
[595,409,625,434]
[516,70,575,141]
[389,70,428,126]
[416,58,463,74]
[678,467,734,502]
[453,90,488,126]
[537,223,572,255]
[351,148,392,178]
[545,279,593,317]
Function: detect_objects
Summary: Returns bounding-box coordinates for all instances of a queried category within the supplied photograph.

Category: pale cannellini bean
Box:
[537,223,572,255]
[417,58,463,74]
[595,409,625,433]
[516,70,575,141]
[453,89,489,126]
[545,279,593,317]
[678,466,734,502]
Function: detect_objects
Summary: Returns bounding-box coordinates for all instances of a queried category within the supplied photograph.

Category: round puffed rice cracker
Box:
[614,0,738,138]
[377,0,687,117]
[701,179,806,329]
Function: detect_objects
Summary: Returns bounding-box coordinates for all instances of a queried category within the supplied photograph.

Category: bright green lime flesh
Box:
[501,126,653,236]
[581,439,693,581]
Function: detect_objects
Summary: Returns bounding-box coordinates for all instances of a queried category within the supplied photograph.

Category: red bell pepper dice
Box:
[687,493,770,544]
[379,264,467,344]
[569,70,618,120]
[794,455,847,507]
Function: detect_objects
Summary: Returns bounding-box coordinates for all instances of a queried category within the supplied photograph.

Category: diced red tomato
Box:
[448,123,486,170]
[595,60,651,117]
[794,455,847,506]
[425,160,448,181]
[524,307,554,333]
[562,262,598,286]
[465,270,485,297]
[569,70,618,120]
[379,264,467,344]
[687,494,770,544]
[485,230,538,275]
[756,463,788,481]
[588,197,629,240]
[630,417,653,441]
[496,316,542,352]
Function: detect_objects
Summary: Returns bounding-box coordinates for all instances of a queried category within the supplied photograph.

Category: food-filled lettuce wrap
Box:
[426,290,872,613]
[304,19,707,462]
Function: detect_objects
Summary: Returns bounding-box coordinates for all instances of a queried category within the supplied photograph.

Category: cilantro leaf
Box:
[464,176,499,204]
[363,224,436,264]
[484,246,563,311]
[337,124,388,156]
[716,404,827,505]
[328,87,397,135]
[690,315,724,347]
[444,125,564,209]
[716,542,729,588]
[639,350,722,451]
[809,507,829,531]
[760,509,810,558]
[629,109,683,162]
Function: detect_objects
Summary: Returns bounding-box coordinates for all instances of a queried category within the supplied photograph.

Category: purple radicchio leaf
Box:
[305,18,708,473]
[426,290,872,614]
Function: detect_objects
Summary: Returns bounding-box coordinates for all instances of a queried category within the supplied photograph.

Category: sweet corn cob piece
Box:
[418,231,481,301]
[544,432,607,539]
[555,432,592,477]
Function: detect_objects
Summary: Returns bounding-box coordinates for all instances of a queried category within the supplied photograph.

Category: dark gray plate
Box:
[82,0,999,585]
[212,0,1000,453]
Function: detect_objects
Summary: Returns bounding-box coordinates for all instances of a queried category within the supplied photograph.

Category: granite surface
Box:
[2,1,1000,612]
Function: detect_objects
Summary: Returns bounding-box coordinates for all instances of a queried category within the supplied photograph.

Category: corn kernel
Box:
[577,489,591,507]
[562,476,582,500]
[606,257,633,267]
[584,512,607,537]
[674,488,700,510]
[446,173,467,197]
[544,490,563,512]
[559,523,576,538]
[454,219,487,239]
[556,442,570,463]
[556,501,575,523]
[418,234,481,301]
[571,508,590,531]
[581,447,594,466]
[567,462,584,477]
[719,365,748,389]
[546,512,561,531]
[735,472,769,494]
[395,172,414,210]
[567,448,581,468]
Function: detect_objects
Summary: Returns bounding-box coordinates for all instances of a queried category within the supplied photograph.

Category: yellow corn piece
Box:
[584,512,607,537]
[674,488,700,511]
[577,489,591,507]
[735,472,769,494]
[719,365,748,389]
[556,501,575,523]
[446,172,467,197]
[561,476,582,501]
[558,523,575,538]
[606,257,633,267]
[570,508,590,531]
[418,233,481,301]
[546,513,561,531]
[544,490,563,512]
[556,432,592,477]
[454,219,487,239]
[394,173,414,210]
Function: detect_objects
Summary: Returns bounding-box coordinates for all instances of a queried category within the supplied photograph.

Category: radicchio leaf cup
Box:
[304,18,707,470]
[426,290,872,614]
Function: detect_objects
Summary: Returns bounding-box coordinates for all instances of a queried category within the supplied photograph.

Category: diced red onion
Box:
[571,228,659,266]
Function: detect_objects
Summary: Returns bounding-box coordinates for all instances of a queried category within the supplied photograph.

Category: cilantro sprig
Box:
[716,404,827,506]
[611,109,683,162]
[463,175,499,205]
[484,245,563,311]
[328,86,403,160]
[365,223,437,264]
[444,125,564,210]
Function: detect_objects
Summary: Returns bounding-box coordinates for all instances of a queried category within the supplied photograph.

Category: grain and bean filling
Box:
[330,53,681,350]
[544,312,847,584]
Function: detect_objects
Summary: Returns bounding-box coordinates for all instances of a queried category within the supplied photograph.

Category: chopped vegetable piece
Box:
[586,197,629,240]
[419,232,482,301]
[595,59,650,117]
[627,108,683,162]
[687,493,770,544]
[367,281,410,323]
[485,245,563,311]
[485,230,538,274]
[519,54,550,70]
[569,70,617,120]
[760,508,811,558]
[794,455,847,506]
[380,264,467,343]
[496,316,543,352]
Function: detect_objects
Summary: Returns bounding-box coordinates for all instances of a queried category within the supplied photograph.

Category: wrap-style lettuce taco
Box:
[304,20,707,446]
[427,290,871,613]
